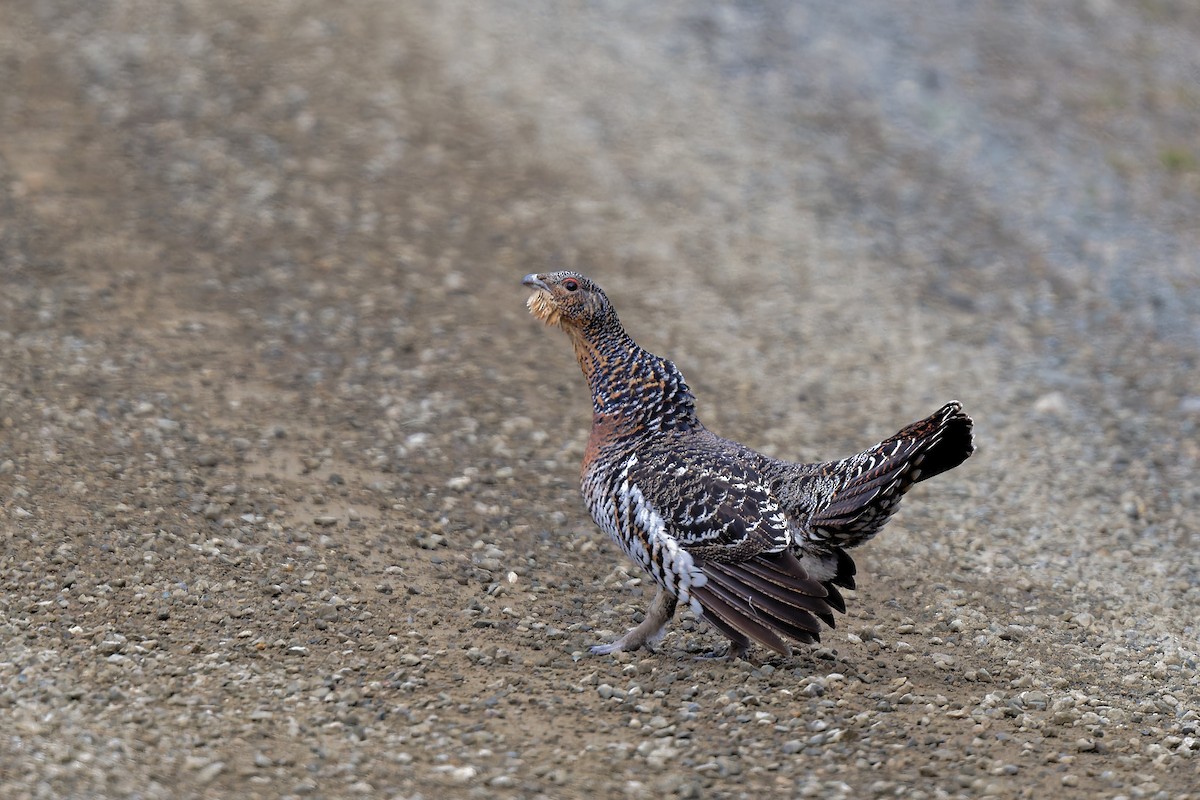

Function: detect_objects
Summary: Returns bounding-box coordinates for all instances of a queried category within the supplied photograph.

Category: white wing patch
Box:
[613,455,708,616]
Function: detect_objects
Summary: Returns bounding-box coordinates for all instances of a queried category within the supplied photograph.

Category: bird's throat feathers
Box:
[526,289,562,328]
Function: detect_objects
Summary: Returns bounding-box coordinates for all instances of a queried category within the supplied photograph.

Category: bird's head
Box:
[522,271,613,331]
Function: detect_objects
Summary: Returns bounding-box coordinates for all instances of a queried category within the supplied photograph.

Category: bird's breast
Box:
[581,412,638,474]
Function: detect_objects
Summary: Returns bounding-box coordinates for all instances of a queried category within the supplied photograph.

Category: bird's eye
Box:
[563,278,579,292]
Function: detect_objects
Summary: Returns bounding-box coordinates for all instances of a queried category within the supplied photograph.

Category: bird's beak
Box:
[522,273,549,291]
[524,273,560,326]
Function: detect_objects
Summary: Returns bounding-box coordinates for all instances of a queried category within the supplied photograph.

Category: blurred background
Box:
[2,1,1198,798]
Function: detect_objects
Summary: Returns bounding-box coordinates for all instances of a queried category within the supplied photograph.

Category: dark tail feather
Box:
[691,550,834,655]
[704,564,829,632]
[817,546,858,614]
[831,547,857,589]
[700,573,823,646]
[824,582,846,614]
[810,402,974,543]
[693,583,793,655]
[909,401,974,483]
[697,593,766,653]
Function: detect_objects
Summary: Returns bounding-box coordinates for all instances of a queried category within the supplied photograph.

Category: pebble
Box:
[195,761,225,784]
[437,765,477,784]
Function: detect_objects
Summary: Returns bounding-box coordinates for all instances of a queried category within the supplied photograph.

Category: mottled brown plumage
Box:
[523,271,974,659]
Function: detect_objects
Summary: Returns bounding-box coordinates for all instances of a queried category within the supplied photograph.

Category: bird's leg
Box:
[694,630,753,662]
[724,634,752,661]
[590,589,678,655]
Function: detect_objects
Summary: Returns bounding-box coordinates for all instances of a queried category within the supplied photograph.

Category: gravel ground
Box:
[2,2,1198,798]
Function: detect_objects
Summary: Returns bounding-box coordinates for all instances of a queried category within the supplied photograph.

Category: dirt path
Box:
[2,2,1197,798]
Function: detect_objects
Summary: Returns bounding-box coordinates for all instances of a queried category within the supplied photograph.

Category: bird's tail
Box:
[806,401,974,549]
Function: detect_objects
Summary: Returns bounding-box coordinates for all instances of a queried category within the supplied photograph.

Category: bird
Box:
[522,270,974,659]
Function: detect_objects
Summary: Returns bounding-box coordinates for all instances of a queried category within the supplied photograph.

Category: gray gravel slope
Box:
[1,1,1197,798]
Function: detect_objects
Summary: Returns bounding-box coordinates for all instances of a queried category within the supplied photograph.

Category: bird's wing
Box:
[619,450,833,655]
[623,449,790,561]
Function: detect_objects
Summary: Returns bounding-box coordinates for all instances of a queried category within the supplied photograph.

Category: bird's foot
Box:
[590,641,637,656]
[691,633,753,666]
[589,632,656,656]
[589,589,677,657]
[692,641,753,663]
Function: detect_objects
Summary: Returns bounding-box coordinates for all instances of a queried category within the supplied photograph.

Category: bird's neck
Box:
[564,315,699,433]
